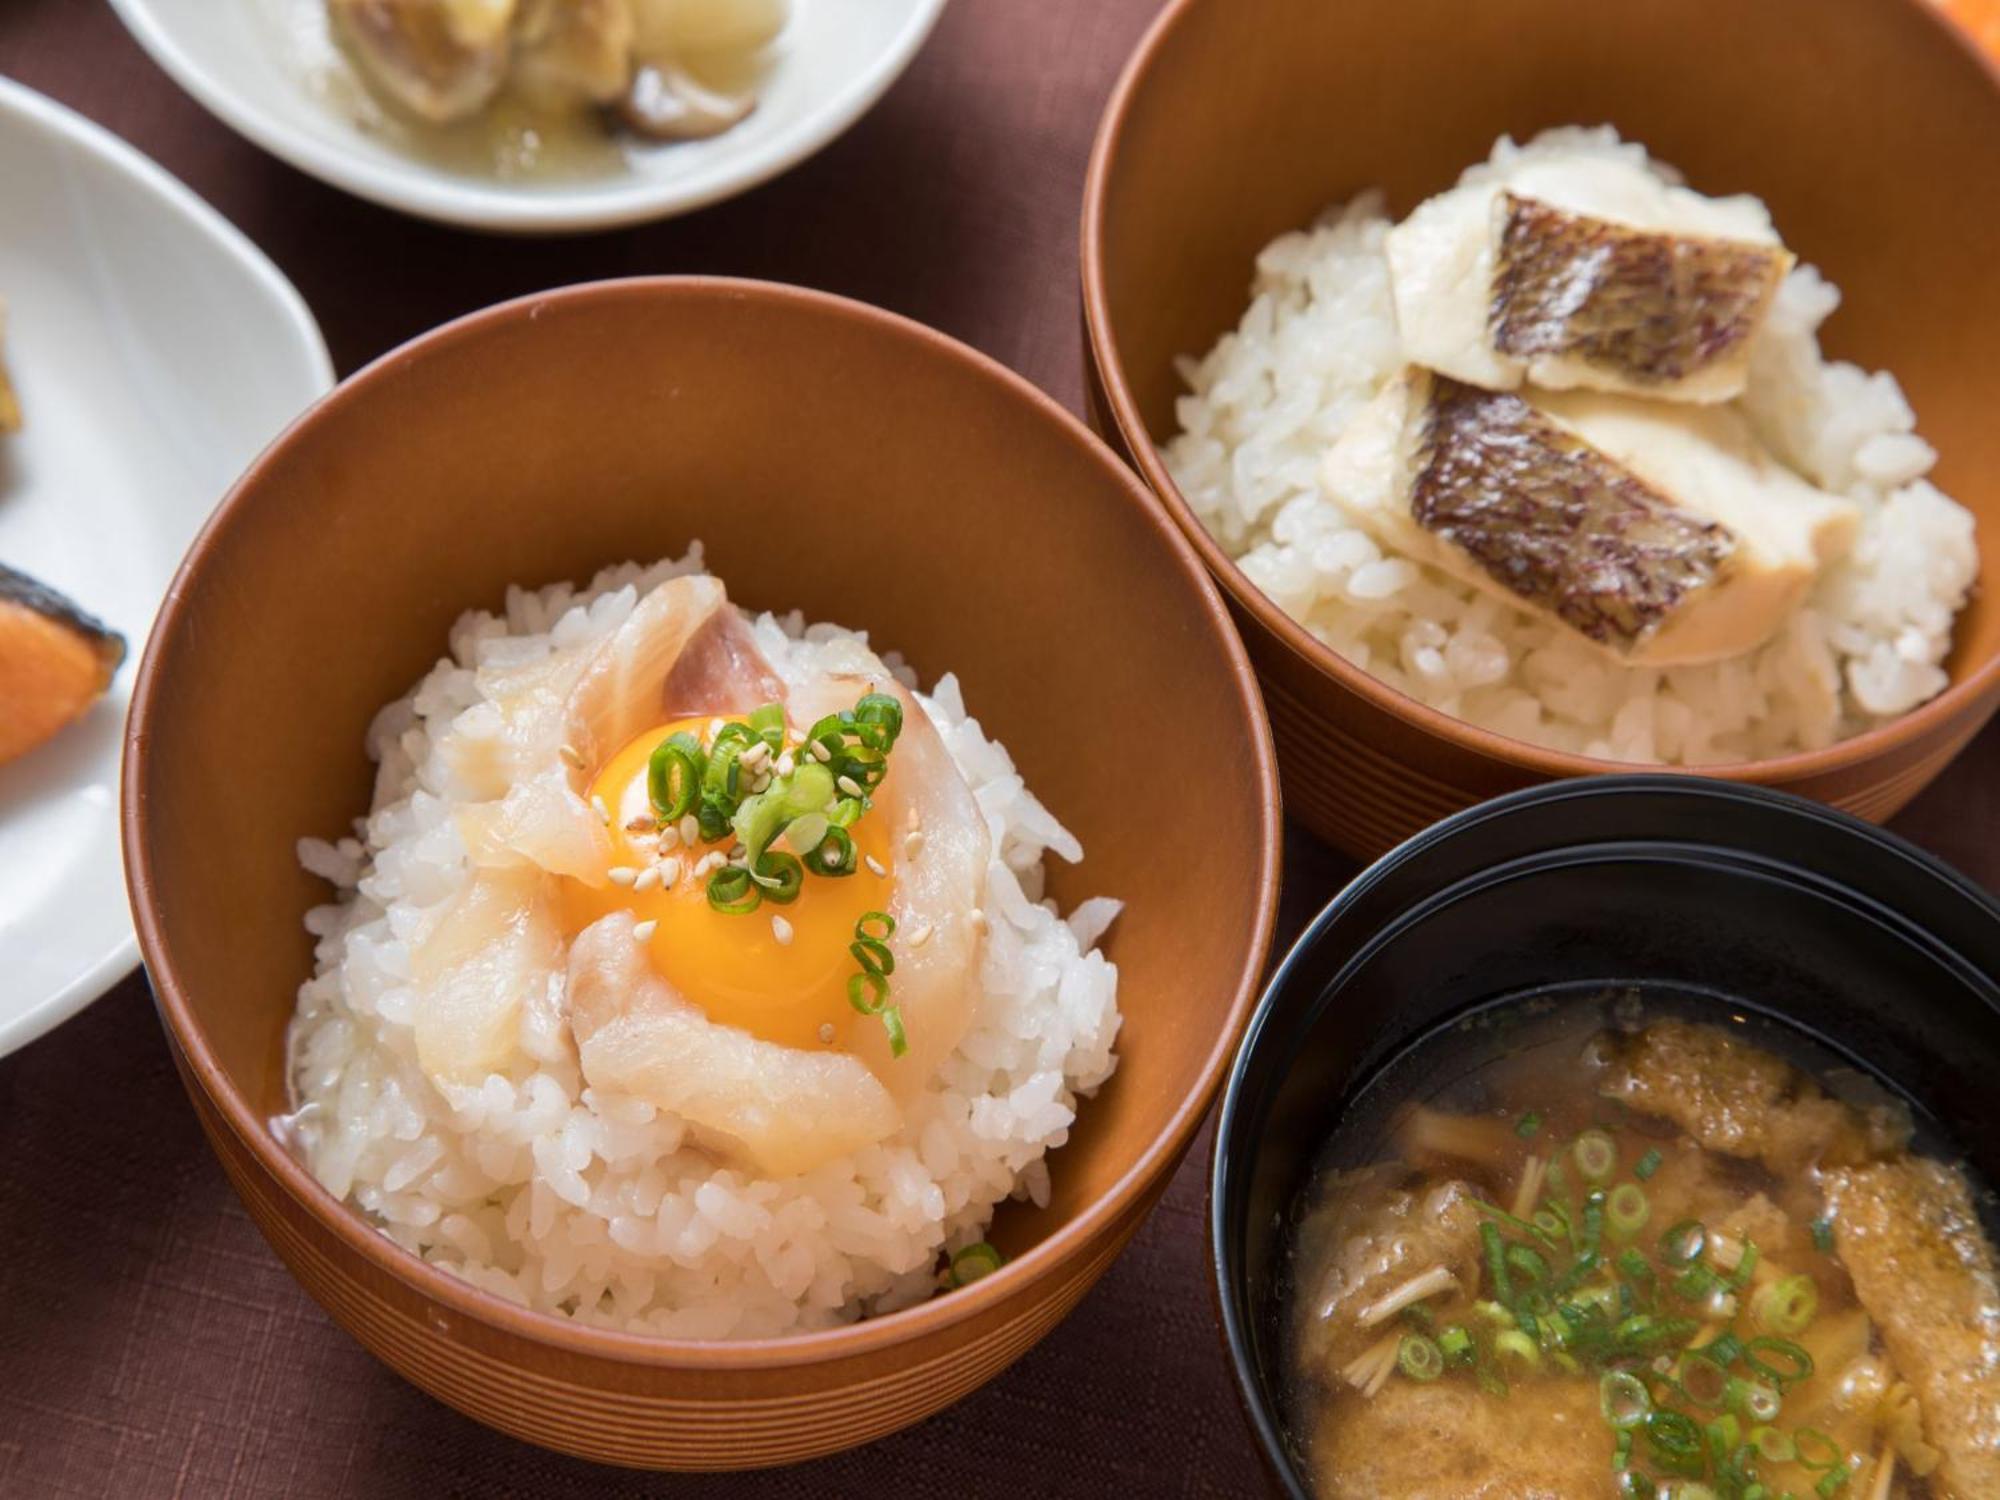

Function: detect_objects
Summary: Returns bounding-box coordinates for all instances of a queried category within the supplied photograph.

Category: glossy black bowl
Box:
[1210,775,2000,1497]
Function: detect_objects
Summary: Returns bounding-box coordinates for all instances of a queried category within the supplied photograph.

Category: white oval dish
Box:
[106,0,949,234]
[0,78,332,1058]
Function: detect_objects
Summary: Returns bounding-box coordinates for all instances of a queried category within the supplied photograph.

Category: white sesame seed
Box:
[659,856,682,889]
[968,907,986,933]
[591,795,610,824]
[728,843,746,860]
[836,775,864,798]
[770,915,794,946]
[633,865,661,892]
[632,919,658,943]
[560,743,586,770]
[678,815,699,845]
[864,854,888,878]
[906,922,933,948]
[625,815,657,835]
[607,865,638,887]
[906,808,922,831]
[810,741,832,763]
[817,1022,836,1045]
[741,741,770,769]
[775,751,796,777]
[903,831,926,860]
[657,825,680,851]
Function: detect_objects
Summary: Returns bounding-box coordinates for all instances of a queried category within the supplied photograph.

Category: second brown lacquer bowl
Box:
[122,281,1281,1468]
[1082,0,2000,858]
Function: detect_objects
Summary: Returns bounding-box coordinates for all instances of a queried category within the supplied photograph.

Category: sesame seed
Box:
[817,1022,836,1044]
[906,808,922,831]
[633,865,660,892]
[741,741,770,769]
[632,919,658,943]
[968,907,986,933]
[907,922,933,948]
[657,825,680,851]
[625,815,657,834]
[775,751,796,777]
[864,854,888,878]
[810,741,832,763]
[607,865,638,887]
[560,743,586,770]
[836,775,864,798]
[903,831,926,860]
[591,795,610,824]
[659,857,682,889]
[728,843,746,860]
[678,815,699,845]
[770,915,794,946]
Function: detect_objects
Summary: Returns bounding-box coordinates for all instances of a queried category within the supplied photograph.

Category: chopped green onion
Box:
[1816,1466,1851,1498]
[1645,1410,1707,1476]
[1678,1352,1729,1408]
[1700,1331,1744,1368]
[848,969,889,1013]
[1726,1377,1782,1424]
[1476,1368,1509,1399]
[1743,1336,1814,1387]
[1660,1219,1707,1267]
[850,934,895,977]
[1600,1370,1652,1429]
[857,910,895,943]
[1674,1264,1720,1302]
[753,851,804,903]
[1505,1244,1551,1290]
[1492,1329,1540,1377]
[1613,1429,1634,1470]
[747,701,786,750]
[1578,1188,1607,1259]
[949,1242,1002,1287]
[1726,1238,1760,1290]
[705,864,761,914]
[880,1003,907,1058]
[1673,1487,1720,1500]
[1750,1426,1796,1464]
[1516,1111,1543,1139]
[1573,1129,1619,1183]
[1705,1413,1741,1459]
[1811,1216,1835,1254]
[1438,1325,1474,1366]
[846,912,906,1057]
[1795,1428,1842,1470]
[805,827,855,877]
[1634,1147,1664,1181]
[1608,1183,1650,1241]
[1472,1299,1516,1328]
[1752,1274,1819,1335]
[1398,1334,1444,1382]
[1481,1222,1512,1306]
[646,735,703,819]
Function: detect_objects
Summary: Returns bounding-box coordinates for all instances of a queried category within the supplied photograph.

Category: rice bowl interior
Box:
[282,546,1123,1339]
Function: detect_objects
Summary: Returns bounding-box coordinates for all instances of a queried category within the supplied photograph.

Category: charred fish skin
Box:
[0,562,127,671]
[1491,193,1791,390]
[1411,376,1737,652]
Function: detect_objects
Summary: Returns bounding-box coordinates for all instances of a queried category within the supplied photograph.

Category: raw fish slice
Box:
[1323,369,1857,666]
[1387,147,1790,402]
[566,911,900,1177]
[1492,193,1792,395]
[783,647,990,1096]
[0,562,125,765]
[1823,1158,2000,1497]
[657,605,787,720]
[457,574,729,884]
[412,865,563,1084]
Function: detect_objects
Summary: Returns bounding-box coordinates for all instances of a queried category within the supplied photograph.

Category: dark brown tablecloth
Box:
[2,2,1997,1495]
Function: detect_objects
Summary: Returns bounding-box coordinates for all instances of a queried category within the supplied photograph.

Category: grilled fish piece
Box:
[1322,368,1857,665]
[1389,148,1793,403]
[1823,1158,2000,1498]
[0,563,126,765]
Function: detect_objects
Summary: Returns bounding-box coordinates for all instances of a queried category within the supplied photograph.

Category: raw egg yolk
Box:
[562,717,894,1052]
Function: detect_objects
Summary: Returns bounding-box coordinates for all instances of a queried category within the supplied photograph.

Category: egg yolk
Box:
[561,716,894,1052]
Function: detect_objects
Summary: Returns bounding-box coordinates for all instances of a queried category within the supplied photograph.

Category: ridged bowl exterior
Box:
[126,280,1281,1469]
[1081,0,2000,859]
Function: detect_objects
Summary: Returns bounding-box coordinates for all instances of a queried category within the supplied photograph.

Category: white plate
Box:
[0,79,332,1058]
[107,0,949,234]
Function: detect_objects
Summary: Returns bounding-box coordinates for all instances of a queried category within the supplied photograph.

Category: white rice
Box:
[1163,128,1978,765]
[283,546,1122,1338]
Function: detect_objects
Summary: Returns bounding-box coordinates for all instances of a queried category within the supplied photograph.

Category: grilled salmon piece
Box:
[0,563,126,764]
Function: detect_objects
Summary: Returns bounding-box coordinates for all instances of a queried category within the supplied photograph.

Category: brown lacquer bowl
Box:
[1081,0,2000,858]
[122,280,1281,1469]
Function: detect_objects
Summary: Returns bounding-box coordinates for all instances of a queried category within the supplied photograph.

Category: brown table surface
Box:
[3,2,1998,1495]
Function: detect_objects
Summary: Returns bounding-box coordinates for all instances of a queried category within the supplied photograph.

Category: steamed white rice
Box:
[1164,128,1978,764]
[284,546,1122,1338]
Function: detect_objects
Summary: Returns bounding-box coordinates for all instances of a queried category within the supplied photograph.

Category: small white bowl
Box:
[107,0,948,234]
[0,77,332,1058]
